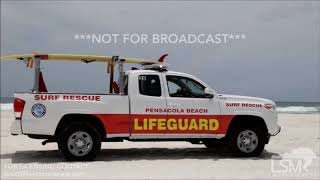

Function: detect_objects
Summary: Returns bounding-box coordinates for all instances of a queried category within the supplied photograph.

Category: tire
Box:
[227,125,266,157]
[57,122,101,161]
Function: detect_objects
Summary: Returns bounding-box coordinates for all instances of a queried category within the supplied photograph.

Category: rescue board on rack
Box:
[0,54,163,65]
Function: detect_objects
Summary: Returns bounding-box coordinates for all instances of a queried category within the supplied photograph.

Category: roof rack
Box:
[142,64,168,72]
[0,53,169,94]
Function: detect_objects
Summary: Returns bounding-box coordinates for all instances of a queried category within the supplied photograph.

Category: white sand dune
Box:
[1,110,319,179]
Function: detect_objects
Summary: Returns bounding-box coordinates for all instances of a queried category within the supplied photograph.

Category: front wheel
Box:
[227,125,266,157]
[57,122,101,161]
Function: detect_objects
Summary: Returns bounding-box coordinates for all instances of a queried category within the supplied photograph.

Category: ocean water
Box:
[0,97,14,111]
[0,97,319,114]
[276,102,320,114]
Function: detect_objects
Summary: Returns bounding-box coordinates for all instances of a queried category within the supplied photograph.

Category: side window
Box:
[167,81,180,95]
[166,75,205,98]
[139,75,161,97]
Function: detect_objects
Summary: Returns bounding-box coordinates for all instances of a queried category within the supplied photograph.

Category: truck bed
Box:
[14,93,129,136]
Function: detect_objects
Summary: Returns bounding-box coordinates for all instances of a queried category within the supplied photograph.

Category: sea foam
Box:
[277,106,320,114]
[1,103,319,113]
[0,103,13,111]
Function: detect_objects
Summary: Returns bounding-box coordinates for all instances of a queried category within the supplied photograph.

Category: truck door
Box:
[129,73,167,138]
[162,74,225,138]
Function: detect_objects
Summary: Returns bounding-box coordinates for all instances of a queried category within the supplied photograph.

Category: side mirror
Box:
[204,88,214,98]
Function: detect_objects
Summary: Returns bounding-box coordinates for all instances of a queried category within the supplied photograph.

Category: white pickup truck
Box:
[4,53,280,161]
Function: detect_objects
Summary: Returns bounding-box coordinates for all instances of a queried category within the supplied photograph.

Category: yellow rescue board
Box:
[0,54,161,64]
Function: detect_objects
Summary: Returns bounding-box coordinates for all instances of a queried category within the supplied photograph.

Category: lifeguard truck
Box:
[1,53,281,161]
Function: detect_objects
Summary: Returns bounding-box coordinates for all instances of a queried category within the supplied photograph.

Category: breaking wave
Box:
[1,103,319,114]
[0,103,13,111]
[276,106,320,114]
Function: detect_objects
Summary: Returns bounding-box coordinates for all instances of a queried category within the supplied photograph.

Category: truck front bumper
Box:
[266,125,281,144]
[271,124,281,136]
[10,120,22,135]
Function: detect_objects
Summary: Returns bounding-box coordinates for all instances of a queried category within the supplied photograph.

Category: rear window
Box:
[139,75,161,96]
[123,75,128,95]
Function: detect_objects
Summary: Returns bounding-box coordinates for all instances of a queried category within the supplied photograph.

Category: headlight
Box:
[264,103,276,112]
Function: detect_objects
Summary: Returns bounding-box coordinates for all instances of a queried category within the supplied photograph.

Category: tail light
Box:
[14,98,25,119]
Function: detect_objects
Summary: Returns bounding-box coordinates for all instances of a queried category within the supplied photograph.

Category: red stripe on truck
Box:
[95,114,234,135]
[95,114,130,134]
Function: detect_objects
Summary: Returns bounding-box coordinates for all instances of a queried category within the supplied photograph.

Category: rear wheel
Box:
[227,125,266,157]
[57,122,101,161]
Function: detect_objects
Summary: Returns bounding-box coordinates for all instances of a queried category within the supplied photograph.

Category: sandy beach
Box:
[1,109,319,179]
